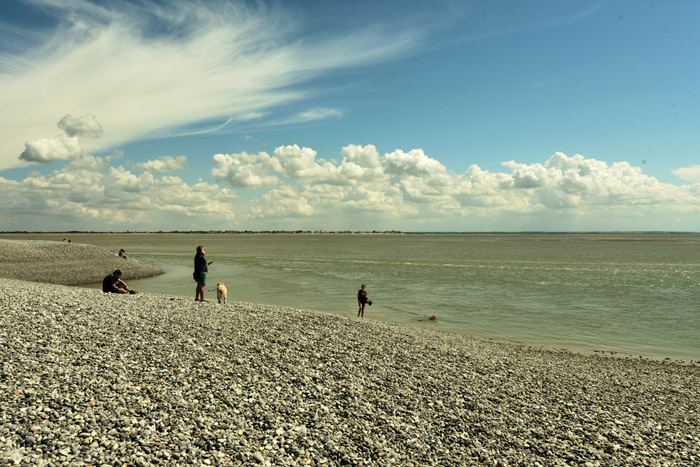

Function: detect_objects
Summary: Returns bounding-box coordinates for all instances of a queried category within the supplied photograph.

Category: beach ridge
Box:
[0,239,164,285]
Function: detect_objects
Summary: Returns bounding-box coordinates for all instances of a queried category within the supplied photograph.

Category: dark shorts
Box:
[197,271,207,286]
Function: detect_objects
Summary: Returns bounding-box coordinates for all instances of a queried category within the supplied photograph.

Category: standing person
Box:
[194,246,212,301]
[357,284,370,318]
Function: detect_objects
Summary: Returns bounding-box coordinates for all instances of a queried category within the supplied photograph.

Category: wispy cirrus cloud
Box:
[256,106,344,128]
[0,0,422,170]
[293,107,344,123]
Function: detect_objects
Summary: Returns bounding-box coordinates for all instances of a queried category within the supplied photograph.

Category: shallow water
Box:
[7,232,700,360]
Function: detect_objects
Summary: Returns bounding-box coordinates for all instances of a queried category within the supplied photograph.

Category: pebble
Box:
[1,276,699,465]
[0,239,163,285]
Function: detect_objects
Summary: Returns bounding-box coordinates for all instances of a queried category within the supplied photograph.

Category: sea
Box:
[8,232,700,361]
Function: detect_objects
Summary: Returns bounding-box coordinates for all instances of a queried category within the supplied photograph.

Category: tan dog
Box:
[216,282,227,304]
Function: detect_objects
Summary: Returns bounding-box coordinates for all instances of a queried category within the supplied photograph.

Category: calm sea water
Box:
[7,233,700,361]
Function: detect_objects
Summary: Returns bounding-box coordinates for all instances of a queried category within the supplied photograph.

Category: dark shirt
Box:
[103,274,120,293]
[358,289,368,304]
[194,254,207,273]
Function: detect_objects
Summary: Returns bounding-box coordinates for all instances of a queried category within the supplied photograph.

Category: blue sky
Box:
[1,0,699,231]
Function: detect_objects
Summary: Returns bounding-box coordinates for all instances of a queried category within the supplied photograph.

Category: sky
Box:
[1,0,699,232]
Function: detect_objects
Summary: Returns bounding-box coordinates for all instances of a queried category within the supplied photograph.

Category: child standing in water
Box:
[357,284,370,318]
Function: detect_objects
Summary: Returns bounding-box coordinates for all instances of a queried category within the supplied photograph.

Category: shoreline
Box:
[80,281,700,366]
[4,236,696,363]
[85,278,700,366]
[84,279,700,366]
[2,277,699,464]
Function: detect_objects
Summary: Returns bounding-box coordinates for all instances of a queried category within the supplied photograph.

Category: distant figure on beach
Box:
[194,245,213,301]
[118,249,128,259]
[102,269,134,294]
[357,284,371,318]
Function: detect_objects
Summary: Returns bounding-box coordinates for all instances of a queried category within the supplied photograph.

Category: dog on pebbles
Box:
[216,282,227,304]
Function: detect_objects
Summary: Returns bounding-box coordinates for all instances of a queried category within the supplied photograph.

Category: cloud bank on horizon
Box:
[2,131,699,231]
[2,0,700,231]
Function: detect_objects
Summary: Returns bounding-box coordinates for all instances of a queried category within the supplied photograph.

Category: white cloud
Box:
[672,165,700,182]
[2,141,700,231]
[213,146,700,228]
[382,149,448,176]
[249,185,314,218]
[269,107,344,125]
[19,134,84,163]
[272,145,322,180]
[0,157,237,230]
[500,153,685,210]
[57,114,103,137]
[212,152,281,188]
[213,144,387,189]
[0,1,421,170]
[297,107,343,122]
[342,144,382,169]
[135,155,187,173]
[18,113,104,164]
[70,150,122,171]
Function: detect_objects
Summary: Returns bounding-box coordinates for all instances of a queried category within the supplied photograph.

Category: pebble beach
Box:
[0,240,164,286]
[1,240,699,466]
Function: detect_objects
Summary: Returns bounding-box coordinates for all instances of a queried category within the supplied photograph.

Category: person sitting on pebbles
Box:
[102,269,135,294]
[118,249,128,259]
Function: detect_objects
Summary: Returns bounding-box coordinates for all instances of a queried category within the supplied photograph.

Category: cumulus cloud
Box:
[19,135,84,163]
[0,1,421,170]
[135,155,187,173]
[672,165,700,182]
[500,153,684,210]
[383,149,448,176]
[19,113,104,164]
[0,156,237,230]
[70,151,122,171]
[211,152,281,188]
[58,114,103,137]
[211,146,700,228]
[342,144,382,169]
[249,185,314,218]
[3,140,700,231]
[212,144,386,189]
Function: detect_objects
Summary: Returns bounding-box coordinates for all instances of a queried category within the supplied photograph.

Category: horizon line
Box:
[1,230,698,235]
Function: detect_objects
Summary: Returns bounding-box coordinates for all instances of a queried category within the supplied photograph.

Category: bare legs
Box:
[196,283,205,301]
